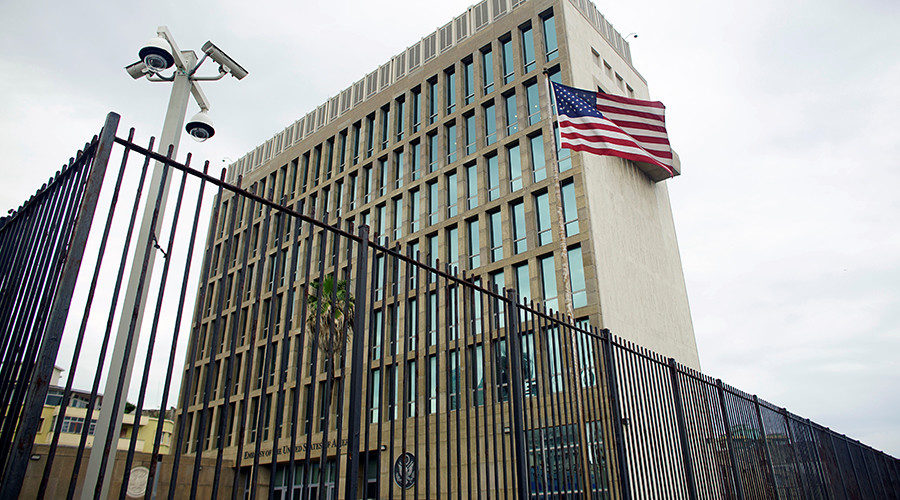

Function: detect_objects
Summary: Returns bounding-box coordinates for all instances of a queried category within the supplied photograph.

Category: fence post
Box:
[716,379,745,500]
[780,408,809,497]
[667,358,698,500]
[752,396,779,497]
[504,289,531,500]
[0,112,119,499]
[827,429,849,498]
[805,419,831,499]
[345,224,370,500]
[601,329,631,499]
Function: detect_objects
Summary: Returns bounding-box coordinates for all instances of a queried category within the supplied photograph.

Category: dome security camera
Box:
[139,36,175,72]
[185,111,215,142]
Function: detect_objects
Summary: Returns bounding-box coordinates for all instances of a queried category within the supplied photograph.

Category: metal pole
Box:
[345,224,370,500]
[81,55,195,500]
[752,396,778,498]
[716,379,745,500]
[668,358,698,500]
[504,290,530,500]
[600,330,630,499]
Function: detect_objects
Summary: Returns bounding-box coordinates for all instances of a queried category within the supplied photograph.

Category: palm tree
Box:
[306,274,354,357]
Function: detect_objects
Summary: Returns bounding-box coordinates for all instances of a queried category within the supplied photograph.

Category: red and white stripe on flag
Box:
[552,81,676,179]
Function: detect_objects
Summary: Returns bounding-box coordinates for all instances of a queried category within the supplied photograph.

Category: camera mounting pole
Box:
[80,26,246,500]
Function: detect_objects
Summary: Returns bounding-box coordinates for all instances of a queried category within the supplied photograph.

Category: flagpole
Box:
[541,70,575,319]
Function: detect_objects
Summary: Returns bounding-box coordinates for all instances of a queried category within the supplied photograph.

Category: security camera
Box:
[125,61,150,79]
[139,36,175,72]
[185,111,214,142]
[201,41,248,80]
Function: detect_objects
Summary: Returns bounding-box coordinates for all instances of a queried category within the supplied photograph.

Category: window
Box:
[351,122,361,165]
[348,173,358,210]
[467,218,480,269]
[466,163,478,209]
[489,210,503,262]
[511,200,527,254]
[428,355,438,413]
[376,204,387,241]
[427,292,438,346]
[481,48,495,94]
[508,144,522,192]
[365,114,375,157]
[408,241,420,286]
[525,82,541,125]
[363,166,372,204]
[411,141,422,180]
[464,114,476,155]
[471,345,485,406]
[534,192,552,246]
[446,123,457,164]
[369,369,381,423]
[396,98,405,141]
[406,360,417,417]
[505,92,518,135]
[428,133,439,173]
[539,254,559,312]
[427,79,438,125]
[561,181,579,236]
[393,151,404,190]
[554,124,572,172]
[472,278,484,335]
[411,88,421,133]
[447,226,459,269]
[542,13,558,61]
[491,271,505,327]
[409,189,420,233]
[487,154,500,201]
[374,253,385,301]
[521,25,536,73]
[406,297,418,351]
[501,37,514,84]
[515,262,531,302]
[530,134,546,182]
[300,154,310,192]
[338,131,347,172]
[449,351,459,410]
[324,139,334,179]
[567,245,587,308]
[428,181,439,225]
[372,309,383,360]
[447,172,458,218]
[484,102,497,145]
[445,68,456,114]
[380,106,390,149]
[393,197,403,240]
[463,59,475,104]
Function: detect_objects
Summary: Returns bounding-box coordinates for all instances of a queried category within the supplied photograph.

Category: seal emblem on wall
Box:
[392,452,417,489]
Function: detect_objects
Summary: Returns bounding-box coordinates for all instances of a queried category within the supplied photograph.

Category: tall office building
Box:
[182,0,699,496]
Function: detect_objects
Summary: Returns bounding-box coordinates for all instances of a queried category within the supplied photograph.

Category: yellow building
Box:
[32,367,175,454]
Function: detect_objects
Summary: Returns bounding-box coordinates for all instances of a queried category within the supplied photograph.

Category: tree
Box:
[306,274,355,357]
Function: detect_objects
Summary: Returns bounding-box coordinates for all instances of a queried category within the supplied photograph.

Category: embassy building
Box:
[180,0,700,497]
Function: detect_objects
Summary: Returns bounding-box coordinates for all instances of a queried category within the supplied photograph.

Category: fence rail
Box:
[1,113,898,499]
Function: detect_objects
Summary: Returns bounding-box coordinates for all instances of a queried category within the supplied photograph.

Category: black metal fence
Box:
[1,113,898,499]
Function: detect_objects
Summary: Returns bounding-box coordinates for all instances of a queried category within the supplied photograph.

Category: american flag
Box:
[551,81,675,178]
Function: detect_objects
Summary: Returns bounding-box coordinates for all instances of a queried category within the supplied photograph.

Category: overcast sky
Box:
[1,0,898,456]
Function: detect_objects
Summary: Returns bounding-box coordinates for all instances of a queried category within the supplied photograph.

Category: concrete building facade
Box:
[180,0,700,496]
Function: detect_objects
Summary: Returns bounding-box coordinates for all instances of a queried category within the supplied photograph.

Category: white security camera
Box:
[201,41,248,80]
[139,36,175,72]
[185,111,215,142]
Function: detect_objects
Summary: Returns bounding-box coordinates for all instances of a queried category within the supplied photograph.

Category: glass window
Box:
[487,154,500,201]
[393,197,403,241]
[505,93,518,135]
[447,172,458,218]
[484,102,497,145]
[463,60,475,104]
[530,134,546,182]
[539,254,558,312]
[472,278,484,335]
[394,150,404,189]
[567,245,587,308]
[508,144,522,192]
[535,191,552,246]
[366,115,375,157]
[348,173,358,210]
[446,124,457,164]
[428,355,438,413]
[464,114,476,155]
[449,351,459,410]
[466,163,478,209]
[521,26,536,73]
[561,181,579,236]
[447,226,459,269]
[428,133,439,173]
[406,297,418,351]
[489,210,503,262]
[501,38,514,84]
[300,154,309,191]
[408,241,420,286]
[411,141,421,180]
[427,291,438,345]
[396,98,405,141]
[351,123,361,165]
[515,262,531,303]
[369,368,381,423]
[481,48,494,94]
[511,201,527,254]
[412,88,421,133]
[324,139,334,179]
[427,79,438,124]
[338,132,347,172]
[445,68,456,114]
[472,345,484,406]
[554,123,572,172]
[525,82,541,125]
[467,218,480,270]
[312,146,321,185]
[543,13,558,61]
[406,360,416,417]
[380,106,390,149]
[428,181,439,225]
[491,271,505,327]
[371,309,383,360]
[409,189,420,233]
[377,158,386,197]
